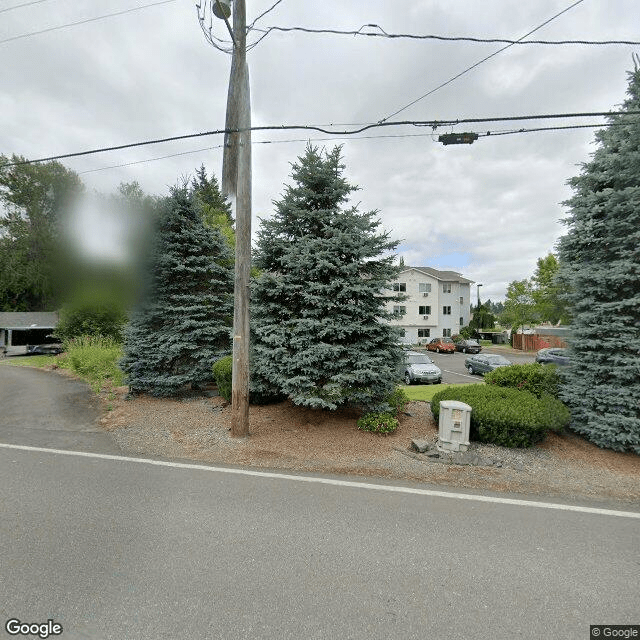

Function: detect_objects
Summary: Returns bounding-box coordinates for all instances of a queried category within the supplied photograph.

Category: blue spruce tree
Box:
[121,185,233,396]
[251,145,404,410]
[557,65,640,453]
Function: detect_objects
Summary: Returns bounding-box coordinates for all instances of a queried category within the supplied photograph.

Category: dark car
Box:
[465,353,512,375]
[536,347,570,366]
[426,337,456,353]
[454,339,482,354]
[400,351,442,385]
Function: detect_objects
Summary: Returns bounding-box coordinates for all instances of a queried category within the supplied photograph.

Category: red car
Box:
[426,337,456,353]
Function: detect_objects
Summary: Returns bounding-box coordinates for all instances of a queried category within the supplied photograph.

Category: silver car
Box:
[401,351,442,385]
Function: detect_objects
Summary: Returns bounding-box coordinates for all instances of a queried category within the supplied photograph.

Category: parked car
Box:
[400,351,442,385]
[536,347,570,366]
[454,339,482,354]
[465,353,512,375]
[26,343,63,355]
[426,337,456,353]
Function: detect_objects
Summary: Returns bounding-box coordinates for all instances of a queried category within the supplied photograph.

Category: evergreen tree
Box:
[557,66,640,453]
[251,145,404,410]
[189,165,235,251]
[120,186,233,396]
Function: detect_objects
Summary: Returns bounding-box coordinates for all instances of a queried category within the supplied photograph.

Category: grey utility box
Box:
[438,400,472,452]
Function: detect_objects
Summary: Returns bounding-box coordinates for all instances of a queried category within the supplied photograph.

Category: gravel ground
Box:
[100,387,640,506]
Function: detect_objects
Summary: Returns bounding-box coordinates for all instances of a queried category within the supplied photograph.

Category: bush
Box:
[430,385,570,448]
[485,363,561,398]
[357,412,399,435]
[212,355,233,402]
[61,335,124,392]
[55,294,127,343]
[385,387,410,417]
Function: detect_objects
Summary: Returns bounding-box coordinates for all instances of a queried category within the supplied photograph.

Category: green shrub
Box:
[55,293,127,343]
[485,363,561,398]
[357,412,399,435]
[212,355,233,402]
[61,335,124,392]
[430,385,570,448]
[385,387,410,417]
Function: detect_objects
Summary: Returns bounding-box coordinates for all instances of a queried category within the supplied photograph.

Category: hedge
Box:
[431,384,570,448]
[484,362,561,399]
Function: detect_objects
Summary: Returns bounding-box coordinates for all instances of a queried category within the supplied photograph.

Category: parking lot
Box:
[416,347,536,385]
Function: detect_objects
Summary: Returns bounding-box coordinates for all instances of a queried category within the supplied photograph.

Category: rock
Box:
[496,461,503,468]
[404,411,414,417]
[425,450,440,459]
[410,439,430,453]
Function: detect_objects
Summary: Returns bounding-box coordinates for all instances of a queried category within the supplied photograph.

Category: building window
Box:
[459,296,464,305]
[393,282,406,292]
[419,283,431,293]
[419,306,431,315]
[393,306,406,316]
[443,306,451,315]
[443,328,452,337]
[418,329,430,338]
[459,317,464,326]
[442,283,452,293]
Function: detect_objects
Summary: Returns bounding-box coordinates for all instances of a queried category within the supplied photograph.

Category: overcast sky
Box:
[2,0,639,301]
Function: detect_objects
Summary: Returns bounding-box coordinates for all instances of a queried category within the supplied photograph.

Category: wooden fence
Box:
[512,333,568,351]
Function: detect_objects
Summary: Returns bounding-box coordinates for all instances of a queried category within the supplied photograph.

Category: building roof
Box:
[0,312,59,329]
[404,267,474,284]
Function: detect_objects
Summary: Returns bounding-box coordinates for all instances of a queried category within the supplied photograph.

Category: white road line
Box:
[441,369,478,381]
[1,442,638,519]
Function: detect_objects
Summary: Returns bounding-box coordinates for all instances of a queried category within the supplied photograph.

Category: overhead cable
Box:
[0,0,51,15]
[250,24,640,48]
[4,109,639,167]
[78,122,636,174]
[0,0,177,46]
[378,0,586,123]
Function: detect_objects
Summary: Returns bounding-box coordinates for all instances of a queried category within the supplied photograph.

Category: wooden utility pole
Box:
[221,0,251,437]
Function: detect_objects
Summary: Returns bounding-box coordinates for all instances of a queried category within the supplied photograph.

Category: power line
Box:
[78,122,636,174]
[0,0,177,46]
[378,0,587,123]
[0,0,51,15]
[247,0,284,31]
[249,24,640,48]
[4,110,639,168]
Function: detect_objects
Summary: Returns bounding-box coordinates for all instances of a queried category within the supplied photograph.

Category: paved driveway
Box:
[0,365,121,454]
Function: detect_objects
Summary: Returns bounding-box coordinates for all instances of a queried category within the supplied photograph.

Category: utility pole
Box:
[218,0,251,437]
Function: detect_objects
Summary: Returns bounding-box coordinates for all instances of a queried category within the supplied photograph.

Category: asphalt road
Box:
[424,348,536,385]
[1,446,638,640]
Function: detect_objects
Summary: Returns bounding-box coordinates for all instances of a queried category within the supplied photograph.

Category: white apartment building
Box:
[386,267,474,345]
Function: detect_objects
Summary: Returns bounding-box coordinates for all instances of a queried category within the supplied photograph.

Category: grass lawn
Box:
[400,382,482,402]
[0,354,59,367]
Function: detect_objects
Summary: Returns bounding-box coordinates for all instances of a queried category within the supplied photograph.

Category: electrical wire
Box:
[0,0,51,15]
[247,0,284,31]
[378,0,587,123]
[0,0,177,46]
[248,24,640,48]
[78,122,637,174]
[4,110,639,168]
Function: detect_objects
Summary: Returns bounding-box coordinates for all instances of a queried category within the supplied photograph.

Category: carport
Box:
[0,312,59,356]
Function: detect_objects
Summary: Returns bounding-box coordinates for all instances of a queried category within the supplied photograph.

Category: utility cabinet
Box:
[438,400,472,452]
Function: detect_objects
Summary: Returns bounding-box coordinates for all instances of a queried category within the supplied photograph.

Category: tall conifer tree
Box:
[121,186,233,396]
[557,66,640,453]
[251,145,404,410]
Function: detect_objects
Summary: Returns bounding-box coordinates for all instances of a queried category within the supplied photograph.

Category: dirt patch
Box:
[98,386,640,506]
